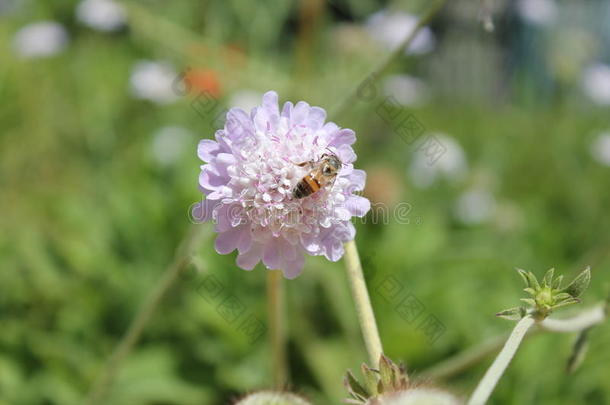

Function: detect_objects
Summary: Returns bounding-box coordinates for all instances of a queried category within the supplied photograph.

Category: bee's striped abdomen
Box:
[293,175,321,199]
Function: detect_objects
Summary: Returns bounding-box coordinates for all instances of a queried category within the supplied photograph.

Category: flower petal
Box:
[215,224,249,254]
[345,195,371,217]
[197,139,220,162]
[236,243,263,270]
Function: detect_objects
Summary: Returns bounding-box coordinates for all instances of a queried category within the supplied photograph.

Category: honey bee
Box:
[292,153,342,199]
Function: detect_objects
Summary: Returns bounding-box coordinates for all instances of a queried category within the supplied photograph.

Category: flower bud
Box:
[367,388,460,405]
[234,391,312,405]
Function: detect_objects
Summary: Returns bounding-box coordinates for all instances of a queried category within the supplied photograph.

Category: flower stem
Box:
[423,303,608,381]
[467,315,536,405]
[539,305,606,333]
[268,269,288,387]
[343,239,383,366]
[85,225,207,405]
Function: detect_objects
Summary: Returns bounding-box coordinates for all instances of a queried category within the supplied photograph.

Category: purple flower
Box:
[194,91,370,278]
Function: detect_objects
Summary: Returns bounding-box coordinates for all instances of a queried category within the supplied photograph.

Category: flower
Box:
[581,64,610,106]
[12,21,68,59]
[234,391,312,405]
[372,389,460,405]
[516,0,557,26]
[76,0,126,32]
[129,60,179,104]
[454,188,496,225]
[193,91,370,278]
[382,74,430,107]
[407,133,467,188]
[184,68,221,98]
[497,267,591,320]
[151,126,193,166]
[364,9,435,55]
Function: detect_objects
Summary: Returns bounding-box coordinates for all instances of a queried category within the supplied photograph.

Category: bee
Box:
[292,153,342,199]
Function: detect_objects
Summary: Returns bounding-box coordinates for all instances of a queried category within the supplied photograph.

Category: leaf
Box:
[524,287,537,296]
[520,298,536,307]
[345,370,369,400]
[551,298,580,310]
[496,307,526,320]
[527,271,540,290]
[563,267,591,298]
[516,268,531,288]
[361,364,378,396]
[553,275,564,290]
[378,355,393,389]
[553,292,573,302]
[543,268,555,287]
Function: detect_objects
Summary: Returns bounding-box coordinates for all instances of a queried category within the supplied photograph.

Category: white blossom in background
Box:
[408,134,468,188]
[12,21,68,59]
[129,60,179,105]
[76,0,126,32]
[454,188,497,225]
[365,10,435,55]
[383,74,430,107]
[581,64,610,106]
[590,132,610,166]
[0,0,22,15]
[227,89,264,112]
[151,126,193,166]
[516,0,558,26]
[493,201,524,232]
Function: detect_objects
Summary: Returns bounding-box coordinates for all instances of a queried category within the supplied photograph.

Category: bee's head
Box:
[321,153,342,176]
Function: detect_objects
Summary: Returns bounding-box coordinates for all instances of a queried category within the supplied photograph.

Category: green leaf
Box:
[524,287,537,296]
[543,268,555,287]
[520,298,536,307]
[553,292,573,302]
[361,364,378,396]
[563,267,591,298]
[378,355,393,389]
[516,268,531,288]
[551,298,580,310]
[527,271,540,290]
[345,370,369,399]
[496,307,526,320]
[553,275,564,290]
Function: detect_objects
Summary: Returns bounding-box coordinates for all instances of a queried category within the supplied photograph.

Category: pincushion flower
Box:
[194,91,370,278]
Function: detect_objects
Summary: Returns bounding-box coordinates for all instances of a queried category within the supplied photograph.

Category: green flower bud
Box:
[499,267,592,321]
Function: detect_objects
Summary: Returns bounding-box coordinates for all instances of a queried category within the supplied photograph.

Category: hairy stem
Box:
[467,316,536,405]
[539,305,606,333]
[268,269,288,387]
[423,303,608,380]
[343,239,383,366]
[85,225,207,405]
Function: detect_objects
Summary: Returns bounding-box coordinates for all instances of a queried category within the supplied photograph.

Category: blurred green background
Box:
[1,0,610,404]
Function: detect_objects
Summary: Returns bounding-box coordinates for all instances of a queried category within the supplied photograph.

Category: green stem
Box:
[343,239,383,366]
[268,269,288,387]
[467,315,536,405]
[423,304,608,381]
[539,305,606,333]
[85,225,207,405]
